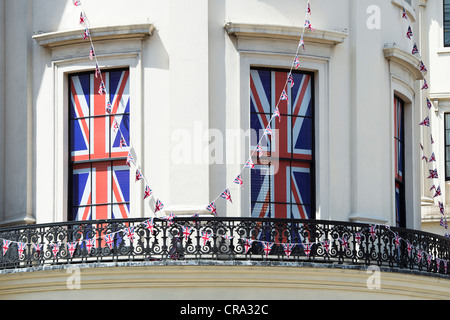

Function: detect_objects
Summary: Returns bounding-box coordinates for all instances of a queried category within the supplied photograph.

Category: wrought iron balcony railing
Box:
[0,217,449,276]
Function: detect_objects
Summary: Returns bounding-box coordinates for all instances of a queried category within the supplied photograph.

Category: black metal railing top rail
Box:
[0,217,449,276]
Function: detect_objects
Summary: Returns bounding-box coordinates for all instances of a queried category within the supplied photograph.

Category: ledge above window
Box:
[224,22,347,46]
[383,44,423,80]
[33,23,154,48]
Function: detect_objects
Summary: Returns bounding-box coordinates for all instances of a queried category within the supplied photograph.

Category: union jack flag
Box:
[51,243,60,258]
[434,186,442,198]
[2,239,11,256]
[245,159,255,169]
[306,1,311,15]
[302,242,313,258]
[293,55,300,69]
[201,231,212,246]
[126,152,134,167]
[428,169,438,179]
[304,20,314,32]
[143,218,155,234]
[338,236,349,250]
[273,106,281,122]
[154,199,164,213]
[262,241,273,257]
[83,27,90,40]
[421,78,429,90]
[67,242,77,258]
[123,227,134,242]
[85,238,95,253]
[16,242,26,258]
[406,242,413,257]
[402,7,408,19]
[406,26,413,39]
[103,234,115,249]
[256,144,263,157]
[250,69,314,219]
[162,212,175,226]
[427,98,433,110]
[233,174,243,186]
[299,37,305,50]
[419,61,427,72]
[135,169,143,182]
[419,116,430,127]
[288,73,294,88]
[206,201,217,216]
[355,231,362,244]
[143,185,152,200]
[80,12,86,24]
[89,45,95,60]
[283,243,295,259]
[95,63,101,79]
[181,226,193,241]
[264,124,272,136]
[242,238,254,253]
[417,249,423,263]
[412,43,419,55]
[220,188,232,203]
[98,81,107,95]
[394,233,401,248]
[106,100,112,114]
[369,225,377,241]
[280,90,288,101]
[33,243,43,255]
[73,0,81,6]
[69,69,131,218]
[429,152,436,162]
[322,240,330,253]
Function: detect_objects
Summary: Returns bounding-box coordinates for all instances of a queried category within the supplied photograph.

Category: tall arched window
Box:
[394,96,406,227]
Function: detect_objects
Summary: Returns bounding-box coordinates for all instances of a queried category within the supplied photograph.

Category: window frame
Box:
[68,67,131,221]
[444,0,450,47]
[249,66,316,220]
[445,113,450,181]
[394,95,406,228]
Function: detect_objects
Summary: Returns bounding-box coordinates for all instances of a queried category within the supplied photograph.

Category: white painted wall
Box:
[0,0,428,230]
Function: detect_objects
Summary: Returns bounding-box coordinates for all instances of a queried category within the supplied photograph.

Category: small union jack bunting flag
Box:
[201,231,212,246]
[17,242,26,258]
[67,242,77,258]
[126,152,134,167]
[421,78,429,90]
[434,186,442,198]
[220,188,232,203]
[304,20,314,32]
[51,243,60,258]
[299,37,305,50]
[402,7,408,19]
[103,234,115,250]
[293,55,300,69]
[2,239,11,256]
[181,226,193,241]
[428,169,438,179]
[262,242,273,257]
[135,169,143,182]
[243,238,254,254]
[412,43,419,55]
[73,0,81,6]
[283,243,295,259]
[106,100,112,114]
[95,63,101,79]
[162,212,175,226]
[288,73,294,88]
[273,106,281,122]
[245,159,255,169]
[85,238,95,253]
[206,201,217,216]
[406,242,413,257]
[83,27,90,40]
[98,81,107,95]
[154,199,164,213]
[89,45,95,60]
[322,240,330,253]
[233,174,243,186]
[406,26,413,39]
[123,227,135,243]
[369,225,377,241]
[394,233,401,248]
[419,61,427,72]
[143,185,152,200]
[79,12,86,24]
[256,144,263,157]
[264,124,272,136]
[302,242,313,258]
[143,218,154,234]
[429,152,436,162]
[338,236,349,250]
[33,243,43,255]
[280,90,288,101]
[419,116,430,127]
[355,231,362,245]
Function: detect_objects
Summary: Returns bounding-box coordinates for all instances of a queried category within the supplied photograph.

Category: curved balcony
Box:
[0,217,449,277]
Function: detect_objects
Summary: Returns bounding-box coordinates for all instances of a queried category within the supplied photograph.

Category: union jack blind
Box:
[69,69,130,221]
[394,96,405,227]
[250,68,315,219]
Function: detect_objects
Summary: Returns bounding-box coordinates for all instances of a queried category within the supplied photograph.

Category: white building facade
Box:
[0,0,436,231]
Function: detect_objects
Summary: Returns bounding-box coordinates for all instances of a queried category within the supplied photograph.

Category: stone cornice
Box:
[33,23,154,48]
[224,22,347,46]
[383,44,424,80]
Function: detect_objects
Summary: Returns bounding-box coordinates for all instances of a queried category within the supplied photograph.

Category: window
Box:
[445,114,450,180]
[394,96,406,227]
[250,68,315,219]
[445,0,450,46]
[69,68,131,221]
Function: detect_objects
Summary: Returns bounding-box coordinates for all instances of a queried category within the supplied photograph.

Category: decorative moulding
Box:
[383,44,423,80]
[224,22,347,46]
[33,23,154,48]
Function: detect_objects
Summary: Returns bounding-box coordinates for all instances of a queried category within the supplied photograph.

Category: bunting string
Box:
[401,1,450,236]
